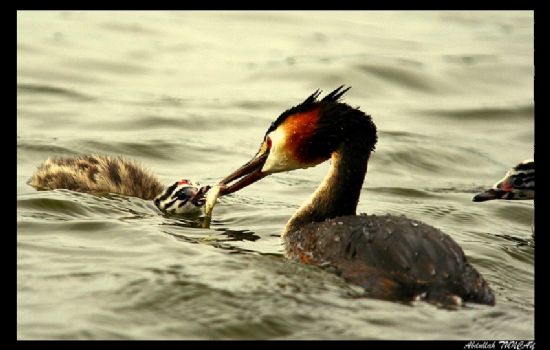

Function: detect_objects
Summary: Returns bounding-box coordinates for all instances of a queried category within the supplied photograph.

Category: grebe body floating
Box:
[29,155,205,215]
[215,86,495,306]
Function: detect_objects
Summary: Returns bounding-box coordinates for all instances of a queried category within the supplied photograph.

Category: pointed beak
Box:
[472,188,509,202]
[218,152,269,196]
[190,185,211,206]
[473,177,514,202]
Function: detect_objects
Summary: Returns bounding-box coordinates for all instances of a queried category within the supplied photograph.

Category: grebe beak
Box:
[473,174,514,202]
[472,188,509,202]
[218,152,269,196]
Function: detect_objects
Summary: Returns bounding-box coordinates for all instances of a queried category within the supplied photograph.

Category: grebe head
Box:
[154,179,209,214]
[473,159,534,202]
[218,86,377,195]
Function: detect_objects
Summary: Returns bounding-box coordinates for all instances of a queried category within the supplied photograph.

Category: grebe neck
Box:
[284,142,371,235]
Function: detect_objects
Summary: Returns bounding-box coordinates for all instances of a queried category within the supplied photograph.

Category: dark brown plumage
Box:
[285,215,494,305]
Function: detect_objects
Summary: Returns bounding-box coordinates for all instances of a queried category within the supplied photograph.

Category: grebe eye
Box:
[266,137,272,149]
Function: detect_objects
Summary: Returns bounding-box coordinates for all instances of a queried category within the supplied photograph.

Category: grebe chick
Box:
[216,86,495,306]
[29,155,205,214]
[473,160,534,202]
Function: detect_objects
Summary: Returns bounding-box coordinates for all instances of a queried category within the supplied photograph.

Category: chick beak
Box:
[191,185,211,206]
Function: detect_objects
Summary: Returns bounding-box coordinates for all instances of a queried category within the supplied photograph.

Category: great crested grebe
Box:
[29,155,206,214]
[214,86,495,306]
[473,160,534,202]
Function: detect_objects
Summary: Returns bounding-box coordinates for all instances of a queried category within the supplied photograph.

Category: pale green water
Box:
[17,11,534,339]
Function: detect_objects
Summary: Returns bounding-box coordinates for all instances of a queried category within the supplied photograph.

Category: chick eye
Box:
[266,136,272,149]
[175,187,195,200]
[512,178,523,186]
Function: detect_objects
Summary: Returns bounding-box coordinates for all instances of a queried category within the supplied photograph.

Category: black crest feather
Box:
[514,160,534,171]
[266,86,352,136]
[322,85,351,103]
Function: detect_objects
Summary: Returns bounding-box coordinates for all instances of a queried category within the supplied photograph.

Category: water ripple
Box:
[18,83,95,102]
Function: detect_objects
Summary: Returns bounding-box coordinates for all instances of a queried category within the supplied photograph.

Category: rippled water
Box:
[17,11,534,339]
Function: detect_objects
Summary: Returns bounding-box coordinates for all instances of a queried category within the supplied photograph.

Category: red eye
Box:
[266,137,272,149]
[178,179,190,185]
